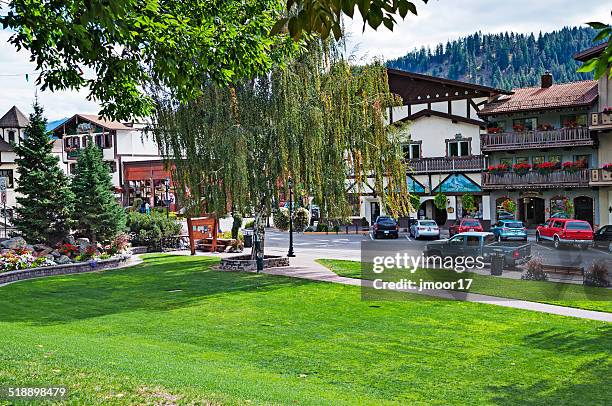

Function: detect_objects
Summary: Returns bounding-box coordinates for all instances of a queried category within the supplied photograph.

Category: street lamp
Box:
[164,177,170,219]
[287,177,295,257]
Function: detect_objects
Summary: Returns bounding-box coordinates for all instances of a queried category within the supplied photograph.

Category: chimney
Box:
[541,71,553,88]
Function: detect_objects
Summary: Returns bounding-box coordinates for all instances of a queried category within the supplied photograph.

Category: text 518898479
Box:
[0,386,67,400]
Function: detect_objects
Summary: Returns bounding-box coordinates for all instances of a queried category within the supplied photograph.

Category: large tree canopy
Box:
[1,0,427,120]
[153,41,409,226]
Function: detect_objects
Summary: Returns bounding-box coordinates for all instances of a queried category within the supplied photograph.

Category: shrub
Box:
[316,223,329,232]
[126,211,182,249]
[521,257,548,281]
[220,230,244,242]
[106,233,130,255]
[584,260,610,287]
[360,217,369,227]
[501,199,516,214]
[293,207,310,232]
[273,208,290,231]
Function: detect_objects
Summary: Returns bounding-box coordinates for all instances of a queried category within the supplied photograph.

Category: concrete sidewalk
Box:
[262,256,612,323]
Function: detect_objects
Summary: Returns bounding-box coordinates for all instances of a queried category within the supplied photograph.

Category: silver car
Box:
[410,219,440,240]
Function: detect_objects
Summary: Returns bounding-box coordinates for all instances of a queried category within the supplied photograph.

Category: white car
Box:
[410,220,440,240]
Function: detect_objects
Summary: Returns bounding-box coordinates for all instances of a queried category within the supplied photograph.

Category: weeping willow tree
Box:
[152,41,410,256]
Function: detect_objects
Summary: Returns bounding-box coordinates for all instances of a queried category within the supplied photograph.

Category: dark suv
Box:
[373,216,399,239]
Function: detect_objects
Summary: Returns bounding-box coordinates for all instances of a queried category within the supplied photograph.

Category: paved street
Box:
[263,230,612,269]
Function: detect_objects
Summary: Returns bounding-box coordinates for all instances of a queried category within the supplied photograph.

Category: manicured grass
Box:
[317,259,612,313]
[0,254,610,405]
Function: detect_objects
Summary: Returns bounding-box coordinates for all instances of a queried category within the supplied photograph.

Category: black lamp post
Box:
[164,177,170,219]
[287,177,295,257]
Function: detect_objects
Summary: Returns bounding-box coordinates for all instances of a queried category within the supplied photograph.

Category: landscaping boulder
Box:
[0,237,27,250]
[64,235,76,245]
[50,250,61,258]
[44,255,56,263]
[76,238,90,252]
[57,255,72,265]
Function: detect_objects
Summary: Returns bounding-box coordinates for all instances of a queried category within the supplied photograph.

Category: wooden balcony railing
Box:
[480,127,592,152]
[407,155,485,174]
[482,169,589,189]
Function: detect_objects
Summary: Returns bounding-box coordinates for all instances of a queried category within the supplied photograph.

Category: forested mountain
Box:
[387,27,598,90]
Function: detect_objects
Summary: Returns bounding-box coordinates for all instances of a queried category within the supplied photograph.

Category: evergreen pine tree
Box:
[71,136,125,242]
[13,102,74,244]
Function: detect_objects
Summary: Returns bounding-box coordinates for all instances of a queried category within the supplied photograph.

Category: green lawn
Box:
[0,254,610,405]
[318,259,612,313]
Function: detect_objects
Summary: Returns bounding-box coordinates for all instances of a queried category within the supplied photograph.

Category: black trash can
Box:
[490,251,504,276]
[243,230,253,248]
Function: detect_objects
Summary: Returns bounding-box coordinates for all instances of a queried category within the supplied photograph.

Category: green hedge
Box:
[126,211,182,249]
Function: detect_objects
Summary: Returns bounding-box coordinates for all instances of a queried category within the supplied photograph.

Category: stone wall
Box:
[220,255,289,272]
[0,254,132,285]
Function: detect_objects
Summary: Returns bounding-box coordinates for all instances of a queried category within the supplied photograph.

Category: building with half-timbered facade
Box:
[352,69,509,228]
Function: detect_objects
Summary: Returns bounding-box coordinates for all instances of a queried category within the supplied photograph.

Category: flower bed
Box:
[0,254,132,285]
[0,234,132,274]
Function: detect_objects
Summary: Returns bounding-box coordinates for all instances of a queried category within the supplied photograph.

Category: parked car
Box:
[593,224,612,251]
[372,216,399,239]
[496,210,515,220]
[536,218,593,249]
[424,232,531,268]
[490,220,527,241]
[410,219,440,240]
[449,218,483,236]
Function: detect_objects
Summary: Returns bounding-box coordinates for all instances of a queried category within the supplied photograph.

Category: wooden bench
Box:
[542,264,584,282]
[197,238,236,253]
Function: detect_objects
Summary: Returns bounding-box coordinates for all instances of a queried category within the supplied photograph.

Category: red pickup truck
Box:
[536,218,593,249]
[449,218,484,236]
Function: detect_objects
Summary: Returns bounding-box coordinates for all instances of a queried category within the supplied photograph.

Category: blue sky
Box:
[0,0,609,119]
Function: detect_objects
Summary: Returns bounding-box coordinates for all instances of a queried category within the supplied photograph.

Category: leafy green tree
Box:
[577,22,612,79]
[1,0,427,120]
[153,40,410,257]
[71,137,126,242]
[13,102,74,244]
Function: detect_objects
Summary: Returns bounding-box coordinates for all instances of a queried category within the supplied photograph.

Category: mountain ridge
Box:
[386,26,598,90]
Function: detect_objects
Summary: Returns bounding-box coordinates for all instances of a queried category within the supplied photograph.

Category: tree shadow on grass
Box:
[488,326,612,405]
[0,254,309,326]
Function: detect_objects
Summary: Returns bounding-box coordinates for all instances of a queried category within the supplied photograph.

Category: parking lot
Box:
[263,229,612,269]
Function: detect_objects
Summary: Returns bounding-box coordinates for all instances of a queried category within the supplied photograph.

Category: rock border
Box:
[220,254,289,272]
[0,254,133,285]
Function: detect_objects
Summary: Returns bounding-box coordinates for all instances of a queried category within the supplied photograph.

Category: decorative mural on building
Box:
[434,174,481,193]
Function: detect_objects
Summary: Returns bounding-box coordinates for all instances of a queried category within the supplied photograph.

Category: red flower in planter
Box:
[512,163,531,176]
[487,164,509,175]
[602,163,612,171]
[535,162,556,174]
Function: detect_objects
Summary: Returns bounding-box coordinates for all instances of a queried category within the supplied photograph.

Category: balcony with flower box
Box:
[406,155,485,174]
[480,126,593,152]
[590,164,612,186]
[589,109,612,131]
[483,161,589,189]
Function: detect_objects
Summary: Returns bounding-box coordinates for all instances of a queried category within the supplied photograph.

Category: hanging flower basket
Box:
[512,163,531,176]
[487,164,509,175]
[534,162,556,175]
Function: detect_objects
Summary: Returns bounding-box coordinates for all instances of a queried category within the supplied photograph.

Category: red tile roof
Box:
[479,80,598,116]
